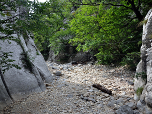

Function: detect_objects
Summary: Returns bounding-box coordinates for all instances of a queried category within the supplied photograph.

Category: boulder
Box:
[0,33,53,110]
[0,3,53,109]
[48,48,94,64]
[69,52,92,63]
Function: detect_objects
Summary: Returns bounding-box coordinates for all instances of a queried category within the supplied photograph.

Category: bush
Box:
[121,52,140,70]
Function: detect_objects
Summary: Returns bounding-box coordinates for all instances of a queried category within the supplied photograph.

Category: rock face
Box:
[0,34,53,110]
[134,9,152,108]
[48,48,94,64]
[0,1,52,110]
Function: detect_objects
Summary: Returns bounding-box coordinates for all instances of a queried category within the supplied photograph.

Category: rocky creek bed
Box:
[2,61,152,114]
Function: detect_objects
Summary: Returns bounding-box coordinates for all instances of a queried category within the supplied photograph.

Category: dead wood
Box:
[92,84,112,95]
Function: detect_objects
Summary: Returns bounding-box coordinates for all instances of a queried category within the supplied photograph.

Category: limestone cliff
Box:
[134,9,152,108]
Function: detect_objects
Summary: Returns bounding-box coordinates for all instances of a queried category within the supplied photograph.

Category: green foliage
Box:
[69,0,144,66]
[138,19,148,27]
[135,72,147,80]
[26,0,73,60]
[21,51,33,73]
[121,52,141,70]
[136,87,144,96]
[0,52,21,73]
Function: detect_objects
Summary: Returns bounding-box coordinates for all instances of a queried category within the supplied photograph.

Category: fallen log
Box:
[92,84,112,95]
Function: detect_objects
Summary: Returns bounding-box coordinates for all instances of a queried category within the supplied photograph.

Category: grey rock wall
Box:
[0,1,53,110]
[134,9,152,108]
[0,33,53,110]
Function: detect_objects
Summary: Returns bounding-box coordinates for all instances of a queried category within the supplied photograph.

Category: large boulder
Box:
[0,33,53,110]
[0,1,53,110]
[48,46,94,64]
[134,9,152,108]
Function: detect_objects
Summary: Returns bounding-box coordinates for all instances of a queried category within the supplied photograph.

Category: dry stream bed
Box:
[3,62,151,114]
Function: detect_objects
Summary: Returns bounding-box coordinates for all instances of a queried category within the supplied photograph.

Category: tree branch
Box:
[0,11,25,24]
[103,3,132,10]
[137,0,141,10]
[68,0,132,9]
[127,0,143,21]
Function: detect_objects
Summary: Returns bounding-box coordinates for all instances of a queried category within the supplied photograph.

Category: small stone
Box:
[113,88,118,91]
[52,66,58,69]
[145,106,152,114]
[116,98,124,104]
[137,100,144,109]
[54,71,62,76]
[104,94,110,97]
[66,94,73,98]
[88,89,94,92]
[121,87,126,91]
[78,64,82,66]
[127,97,131,101]
[134,94,139,101]
[120,79,124,82]
[120,92,126,96]
[107,101,115,108]
[97,104,103,108]
[87,98,96,103]
[127,80,134,85]
[133,110,140,114]
[83,93,89,97]
[126,102,137,110]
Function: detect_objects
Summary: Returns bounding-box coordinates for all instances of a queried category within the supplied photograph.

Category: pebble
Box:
[3,61,151,114]
[54,71,62,76]
[127,80,134,85]
[126,102,137,110]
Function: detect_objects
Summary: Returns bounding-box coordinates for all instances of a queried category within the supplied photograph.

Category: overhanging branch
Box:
[68,0,132,9]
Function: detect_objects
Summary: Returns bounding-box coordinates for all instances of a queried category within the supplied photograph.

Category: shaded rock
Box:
[133,110,140,114]
[87,98,96,103]
[116,98,124,104]
[97,104,104,108]
[127,80,134,85]
[54,71,62,76]
[116,105,134,114]
[136,100,146,111]
[81,96,96,103]
[107,101,115,108]
[121,92,126,96]
[66,94,73,98]
[126,102,137,110]
[52,66,58,69]
[134,94,140,101]
[71,61,78,65]
[70,52,92,64]
[145,106,152,114]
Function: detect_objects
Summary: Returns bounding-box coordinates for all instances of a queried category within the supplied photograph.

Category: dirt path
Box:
[3,62,140,114]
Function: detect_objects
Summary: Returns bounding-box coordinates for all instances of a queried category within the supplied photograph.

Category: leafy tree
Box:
[68,0,150,68]
[26,0,74,60]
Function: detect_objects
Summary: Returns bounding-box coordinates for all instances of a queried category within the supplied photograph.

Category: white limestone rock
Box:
[0,35,53,110]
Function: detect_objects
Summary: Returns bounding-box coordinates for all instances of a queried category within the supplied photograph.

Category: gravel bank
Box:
[2,62,150,114]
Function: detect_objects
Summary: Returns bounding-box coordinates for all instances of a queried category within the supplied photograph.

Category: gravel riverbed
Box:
[2,62,152,114]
